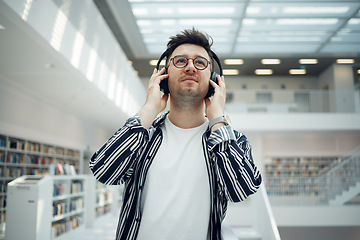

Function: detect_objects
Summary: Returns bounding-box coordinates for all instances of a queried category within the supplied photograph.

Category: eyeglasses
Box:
[169,55,210,70]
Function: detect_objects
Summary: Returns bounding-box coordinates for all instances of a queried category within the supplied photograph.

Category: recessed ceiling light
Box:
[276,18,338,25]
[179,19,232,26]
[224,59,244,65]
[223,69,239,75]
[299,59,318,64]
[132,8,148,16]
[255,69,273,75]
[178,7,235,15]
[282,7,349,14]
[289,69,306,75]
[336,59,354,64]
[261,59,281,65]
[137,20,152,26]
[349,18,360,25]
[357,69,360,74]
[149,60,165,66]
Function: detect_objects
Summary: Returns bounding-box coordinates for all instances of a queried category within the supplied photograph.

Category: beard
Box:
[169,74,208,109]
[175,75,206,99]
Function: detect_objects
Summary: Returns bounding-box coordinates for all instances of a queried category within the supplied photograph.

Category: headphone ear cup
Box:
[159,68,170,94]
[205,72,219,98]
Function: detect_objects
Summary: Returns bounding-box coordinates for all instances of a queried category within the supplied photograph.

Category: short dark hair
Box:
[164,28,214,65]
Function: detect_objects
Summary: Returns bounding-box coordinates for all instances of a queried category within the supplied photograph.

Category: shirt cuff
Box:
[207,125,236,151]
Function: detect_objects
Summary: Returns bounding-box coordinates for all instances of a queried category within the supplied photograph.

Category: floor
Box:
[80,213,118,240]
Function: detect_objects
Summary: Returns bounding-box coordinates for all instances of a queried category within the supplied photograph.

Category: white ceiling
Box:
[130,0,360,56]
[0,1,129,132]
[1,0,360,133]
[96,0,360,77]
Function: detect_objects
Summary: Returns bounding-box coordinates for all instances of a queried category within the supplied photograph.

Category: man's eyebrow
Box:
[174,54,209,59]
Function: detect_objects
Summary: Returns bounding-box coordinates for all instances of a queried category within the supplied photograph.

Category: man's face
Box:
[167,44,211,99]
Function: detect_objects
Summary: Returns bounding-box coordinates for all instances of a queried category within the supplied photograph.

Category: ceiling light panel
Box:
[235,44,319,54]
[131,2,245,18]
[238,30,330,43]
[245,2,357,17]
[342,18,360,31]
[241,18,343,31]
[331,32,360,43]
[127,0,360,57]
[321,43,360,53]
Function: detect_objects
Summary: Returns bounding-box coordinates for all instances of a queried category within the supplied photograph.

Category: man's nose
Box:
[185,59,196,73]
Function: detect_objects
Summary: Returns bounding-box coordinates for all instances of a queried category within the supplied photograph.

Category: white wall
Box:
[0,77,112,157]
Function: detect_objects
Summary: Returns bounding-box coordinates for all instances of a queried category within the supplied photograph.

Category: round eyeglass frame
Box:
[169,55,211,70]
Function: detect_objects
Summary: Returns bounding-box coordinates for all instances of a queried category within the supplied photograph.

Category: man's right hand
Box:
[138,68,169,129]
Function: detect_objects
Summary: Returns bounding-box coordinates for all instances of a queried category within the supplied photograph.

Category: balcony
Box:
[226,89,360,114]
[225,89,360,132]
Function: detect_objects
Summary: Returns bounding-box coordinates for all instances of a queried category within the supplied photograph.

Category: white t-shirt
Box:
[137,116,210,240]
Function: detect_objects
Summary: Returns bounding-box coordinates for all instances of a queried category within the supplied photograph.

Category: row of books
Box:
[0,196,6,209]
[51,163,77,176]
[266,164,328,171]
[95,204,111,217]
[53,201,67,217]
[70,198,83,212]
[51,215,83,238]
[54,183,67,197]
[53,199,84,217]
[0,167,22,179]
[267,190,320,196]
[0,183,6,193]
[2,138,79,158]
[4,153,54,165]
[0,137,5,148]
[0,167,48,178]
[0,211,5,224]
[270,157,340,164]
[70,181,84,194]
[96,192,111,205]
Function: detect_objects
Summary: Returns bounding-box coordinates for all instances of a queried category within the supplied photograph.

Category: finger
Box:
[150,68,167,84]
[217,75,225,87]
[156,67,166,75]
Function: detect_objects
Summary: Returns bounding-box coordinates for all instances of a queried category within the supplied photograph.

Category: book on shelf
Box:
[50,163,77,176]
[0,138,5,148]
[53,201,67,217]
[56,163,64,175]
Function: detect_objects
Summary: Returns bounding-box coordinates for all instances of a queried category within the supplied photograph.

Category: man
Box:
[90,28,262,240]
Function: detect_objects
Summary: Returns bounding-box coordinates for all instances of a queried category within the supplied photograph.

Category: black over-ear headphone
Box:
[155,50,223,98]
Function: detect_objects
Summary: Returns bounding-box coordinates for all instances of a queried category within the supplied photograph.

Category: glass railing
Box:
[266,148,360,205]
[225,185,281,240]
[325,147,360,203]
[226,89,360,113]
[253,184,282,240]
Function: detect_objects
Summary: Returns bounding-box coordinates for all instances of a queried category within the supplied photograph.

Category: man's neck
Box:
[168,100,207,129]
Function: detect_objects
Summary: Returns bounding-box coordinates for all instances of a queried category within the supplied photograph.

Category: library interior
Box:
[0,0,360,240]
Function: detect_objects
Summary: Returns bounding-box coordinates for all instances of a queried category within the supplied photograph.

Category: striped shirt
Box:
[89,113,262,240]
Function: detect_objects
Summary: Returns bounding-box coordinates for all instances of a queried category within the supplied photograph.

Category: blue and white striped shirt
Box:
[90,113,262,240]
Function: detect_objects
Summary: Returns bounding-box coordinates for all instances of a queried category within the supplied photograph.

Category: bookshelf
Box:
[265,156,341,196]
[52,176,86,239]
[95,181,113,217]
[0,134,81,232]
[85,176,122,227]
[5,175,86,240]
